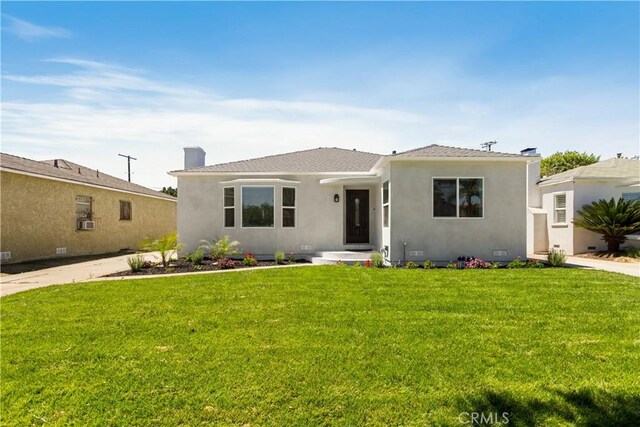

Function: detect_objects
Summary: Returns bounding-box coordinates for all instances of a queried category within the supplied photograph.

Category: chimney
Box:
[520,147,537,156]
[184,146,206,169]
[54,159,59,168]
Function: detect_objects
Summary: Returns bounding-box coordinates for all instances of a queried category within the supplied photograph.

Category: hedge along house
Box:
[171,145,540,263]
[0,153,177,264]
[531,158,640,255]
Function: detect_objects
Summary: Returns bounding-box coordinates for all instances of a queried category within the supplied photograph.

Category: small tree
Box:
[142,232,183,267]
[573,198,640,252]
[541,151,599,177]
[200,236,241,260]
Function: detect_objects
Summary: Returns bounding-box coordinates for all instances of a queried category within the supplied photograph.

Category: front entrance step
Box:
[311,251,377,265]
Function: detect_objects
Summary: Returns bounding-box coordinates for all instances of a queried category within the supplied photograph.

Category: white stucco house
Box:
[530,158,640,255]
[170,145,541,263]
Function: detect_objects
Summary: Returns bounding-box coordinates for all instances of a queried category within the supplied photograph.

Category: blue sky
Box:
[2,2,638,189]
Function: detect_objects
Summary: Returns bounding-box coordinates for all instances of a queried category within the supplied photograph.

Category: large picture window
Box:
[433,178,483,218]
[224,187,235,228]
[282,187,296,228]
[242,186,274,227]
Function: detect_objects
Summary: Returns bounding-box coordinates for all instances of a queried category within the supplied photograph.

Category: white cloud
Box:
[2,15,71,41]
[2,58,638,189]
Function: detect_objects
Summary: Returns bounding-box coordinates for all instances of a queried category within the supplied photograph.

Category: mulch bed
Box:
[104,258,308,277]
[574,251,639,263]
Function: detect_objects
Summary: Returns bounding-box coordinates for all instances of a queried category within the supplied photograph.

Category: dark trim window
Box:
[282,187,296,228]
[224,187,235,228]
[242,186,274,228]
[382,180,389,227]
[120,200,132,221]
[433,178,483,218]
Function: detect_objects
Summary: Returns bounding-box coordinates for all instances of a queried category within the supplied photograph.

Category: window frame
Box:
[554,193,567,224]
[382,180,390,228]
[119,200,132,221]
[432,177,485,219]
[76,195,93,229]
[223,186,235,228]
[240,185,276,229]
[282,186,297,229]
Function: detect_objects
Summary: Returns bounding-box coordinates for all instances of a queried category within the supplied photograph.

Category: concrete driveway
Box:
[0,252,161,297]
[529,254,640,277]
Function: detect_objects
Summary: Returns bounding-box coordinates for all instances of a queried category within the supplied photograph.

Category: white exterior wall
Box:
[387,160,528,262]
[540,182,575,254]
[177,174,381,257]
[526,161,542,254]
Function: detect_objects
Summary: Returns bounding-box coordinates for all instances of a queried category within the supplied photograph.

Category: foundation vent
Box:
[56,247,67,255]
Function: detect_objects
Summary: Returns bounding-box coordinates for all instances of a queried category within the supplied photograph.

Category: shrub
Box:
[127,254,145,272]
[353,261,361,267]
[625,247,640,259]
[490,262,501,269]
[526,259,544,269]
[363,260,374,268]
[370,252,385,268]
[423,260,436,269]
[465,257,492,269]
[446,262,458,269]
[243,252,258,267]
[507,257,527,269]
[288,252,297,263]
[185,248,205,265]
[274,251,285,264]
[573,197,640,252]
[200,236,241,260]
[218,258,236,269]
[142,232,183,267]
[547,249,567,267]
[405,261,418,269]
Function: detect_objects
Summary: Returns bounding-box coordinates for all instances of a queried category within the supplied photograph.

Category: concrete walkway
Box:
[0,252,161,297]
[529,254,640,277]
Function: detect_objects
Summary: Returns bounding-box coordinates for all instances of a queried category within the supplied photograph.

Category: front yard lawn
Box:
[2,267,639,426]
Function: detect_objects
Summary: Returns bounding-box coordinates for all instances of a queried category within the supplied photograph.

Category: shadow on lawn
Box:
[461,388,640,426]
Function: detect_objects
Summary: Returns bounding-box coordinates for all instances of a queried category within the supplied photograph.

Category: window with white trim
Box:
[622,192,640,202]
[433,178,483,218]
[554,193,567,223]
[76,195,92,228]
[382,180,389,227]
[282,187,296,228]
[242,186,274,228]
[223,187,235,228]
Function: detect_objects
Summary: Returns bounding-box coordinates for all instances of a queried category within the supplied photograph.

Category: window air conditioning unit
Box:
[79,220,96,230]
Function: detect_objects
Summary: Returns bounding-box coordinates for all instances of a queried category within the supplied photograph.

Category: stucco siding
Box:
[388,161,528,262]
[540,182,575,254]
[177,175,381,257]
[0,171,176,264]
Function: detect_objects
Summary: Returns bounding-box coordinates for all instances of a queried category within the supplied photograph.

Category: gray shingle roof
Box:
[539,158,640,185]
[0,153,176,201]
[178,147,382,173]
[394,144,532,158]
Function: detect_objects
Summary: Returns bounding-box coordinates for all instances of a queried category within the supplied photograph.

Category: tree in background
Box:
[541,151,599,177]
[573,198,640,252]
[161,186,178,197]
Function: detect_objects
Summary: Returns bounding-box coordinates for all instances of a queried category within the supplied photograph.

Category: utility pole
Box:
[481,141,497,152]
[118,154,137,182]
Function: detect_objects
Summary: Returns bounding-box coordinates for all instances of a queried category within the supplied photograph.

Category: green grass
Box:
[2,267,639,426]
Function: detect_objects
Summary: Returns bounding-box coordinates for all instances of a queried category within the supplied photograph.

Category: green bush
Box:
[405,261,418,269]
[142,232,183,267]
[127,254,145,272]
[625,247,640,258]
[353,261,361,267]
[547,249,567,267]
[446,262,457,269]
[423,260,436,269]
[200,236,241,260]
[526,260,544,269]
[490,262,500,269]
[507,257,527,269]
[242,252,258,267]
[274,251,285,264]
[185,248,205,265]
[370,252,385,268]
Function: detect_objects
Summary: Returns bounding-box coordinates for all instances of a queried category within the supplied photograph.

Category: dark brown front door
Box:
[345,190,369,244]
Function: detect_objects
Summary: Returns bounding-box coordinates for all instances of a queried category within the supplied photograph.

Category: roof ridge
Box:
[395,144,438,155]
[187,146,382,171]
[395,143,526,157]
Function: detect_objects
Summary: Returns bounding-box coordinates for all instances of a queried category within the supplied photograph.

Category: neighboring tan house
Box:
[0,153,177,264]
[170,145,540,263]
[531,158,640,255]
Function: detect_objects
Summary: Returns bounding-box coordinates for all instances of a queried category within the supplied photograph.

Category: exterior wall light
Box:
[334,194,340,203]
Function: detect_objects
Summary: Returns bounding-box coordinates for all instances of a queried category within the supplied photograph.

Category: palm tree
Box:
[573,198,640,252]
